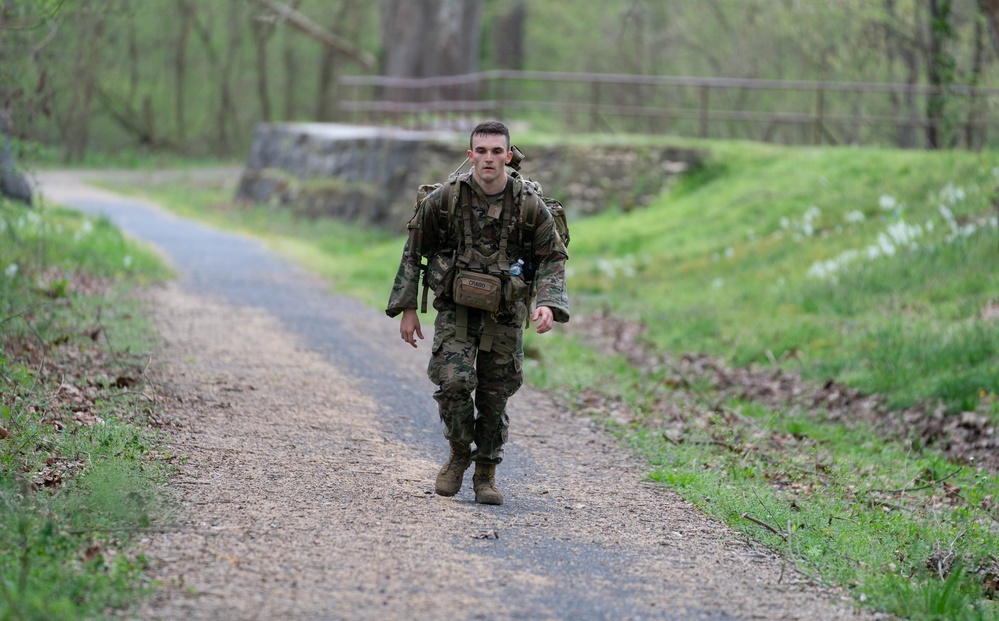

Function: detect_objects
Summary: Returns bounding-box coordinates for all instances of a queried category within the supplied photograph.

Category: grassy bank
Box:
[104,138,999,620]
[0,198,170,620]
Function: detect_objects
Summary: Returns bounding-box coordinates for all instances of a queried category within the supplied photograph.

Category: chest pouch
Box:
[453,271,502,313]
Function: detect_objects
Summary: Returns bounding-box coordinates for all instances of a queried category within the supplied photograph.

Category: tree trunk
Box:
[925,0,954,150]
[127,8,139,103]
[192,1,241,155]
[882,0,920,149]
[379,0,484,99]
[493,0,525,71]
[314,47,336,121]
[965,16,986,149]
[979,0,999,56]
[283,41,297,120]
[175,0,193,144]
[252,15,275,122]
[218,0,244,154]
[63,5,110,163]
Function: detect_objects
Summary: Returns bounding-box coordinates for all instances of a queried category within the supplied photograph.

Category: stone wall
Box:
[236,123,706,233]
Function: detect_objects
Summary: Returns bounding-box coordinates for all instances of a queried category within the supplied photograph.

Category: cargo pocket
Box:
[501,274,529,315]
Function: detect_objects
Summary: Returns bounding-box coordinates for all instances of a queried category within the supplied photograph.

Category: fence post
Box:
[496,74,505,120]
[814,87,825,145]
[591,81,601,131]
[699,85,709,138]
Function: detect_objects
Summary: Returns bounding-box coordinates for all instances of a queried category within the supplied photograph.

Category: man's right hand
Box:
[400,308,424,348]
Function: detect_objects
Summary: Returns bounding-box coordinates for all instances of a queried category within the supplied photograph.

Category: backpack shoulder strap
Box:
[437,173,465,230]
[519,180,542,248]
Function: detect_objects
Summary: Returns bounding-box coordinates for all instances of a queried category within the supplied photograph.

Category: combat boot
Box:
[472,463,503,505]
[435,441,472,496]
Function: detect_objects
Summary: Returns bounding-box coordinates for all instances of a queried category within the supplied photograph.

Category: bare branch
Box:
[866,467,963,495]
[740,513,785,539]
[253,0,375,70]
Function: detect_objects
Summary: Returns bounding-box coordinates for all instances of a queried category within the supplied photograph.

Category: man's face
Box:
[468,133,512,189]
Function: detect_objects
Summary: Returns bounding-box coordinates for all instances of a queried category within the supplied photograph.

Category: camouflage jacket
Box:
[386,172,569,323]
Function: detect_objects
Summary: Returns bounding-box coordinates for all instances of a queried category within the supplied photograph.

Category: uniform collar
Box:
[463,172,516,202]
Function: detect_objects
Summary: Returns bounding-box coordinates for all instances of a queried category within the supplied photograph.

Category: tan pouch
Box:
[453,270,502,313]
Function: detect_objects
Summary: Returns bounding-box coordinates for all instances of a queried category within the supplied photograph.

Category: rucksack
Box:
[414,146,569,314]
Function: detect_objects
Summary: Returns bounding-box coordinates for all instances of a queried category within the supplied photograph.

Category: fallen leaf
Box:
[83,543,102,563]
[58,383,81,397]
[114,375,138,389]
[73,411,97,426]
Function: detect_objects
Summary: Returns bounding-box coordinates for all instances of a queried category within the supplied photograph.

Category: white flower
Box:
[123,255,133,268]
[74,220,94,242]
[939,183,966,205]
[879,194,897,211]
[876,233,896,257]
[724,247,734,259]
[845,211,865,224]
[712,278,724,289]
[806,249,859,280]
[4,264,18,278]
[779,217,790,230]
[885,221,922,246]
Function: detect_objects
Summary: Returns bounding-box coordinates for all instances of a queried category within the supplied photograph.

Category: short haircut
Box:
[469,120,510,150]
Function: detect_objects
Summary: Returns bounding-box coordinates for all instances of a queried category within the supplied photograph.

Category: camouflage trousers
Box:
[428,303,526,465]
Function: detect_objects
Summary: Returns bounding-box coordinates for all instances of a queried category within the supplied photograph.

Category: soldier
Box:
[386,121,569,505]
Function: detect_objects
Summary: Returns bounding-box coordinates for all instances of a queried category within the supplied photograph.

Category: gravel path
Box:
[38,171,869,620]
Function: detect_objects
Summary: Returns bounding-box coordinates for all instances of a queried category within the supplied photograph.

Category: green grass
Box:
[1,197,171,620]
[564,141,999,413]
[22,140,240,171]
[105,137,999,619]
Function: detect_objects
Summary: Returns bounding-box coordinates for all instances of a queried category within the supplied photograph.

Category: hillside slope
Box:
[566,141,999,414]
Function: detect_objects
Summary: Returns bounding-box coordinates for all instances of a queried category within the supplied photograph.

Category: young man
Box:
[386,121,569,505]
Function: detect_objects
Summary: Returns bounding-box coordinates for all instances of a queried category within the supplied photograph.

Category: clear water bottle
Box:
[508,259,524,277]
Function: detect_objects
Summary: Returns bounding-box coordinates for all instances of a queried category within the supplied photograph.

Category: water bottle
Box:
[508,259,524,277]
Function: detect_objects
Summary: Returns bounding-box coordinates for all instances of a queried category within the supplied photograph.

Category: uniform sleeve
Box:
[385,190,445,317]
[530,204,570,323]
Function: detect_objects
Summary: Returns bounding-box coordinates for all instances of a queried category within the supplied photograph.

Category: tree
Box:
[980,0,999,55]
[379,0,484,78]
[492,0,525,71]
[0,0,62,201]
[175,0,194,144]
[252,0,374,122]
[926,0,956,148]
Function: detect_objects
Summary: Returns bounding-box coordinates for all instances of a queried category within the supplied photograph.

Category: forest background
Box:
[3,0,999,162]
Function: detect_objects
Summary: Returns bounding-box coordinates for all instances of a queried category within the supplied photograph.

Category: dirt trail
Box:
[37,171,870,620]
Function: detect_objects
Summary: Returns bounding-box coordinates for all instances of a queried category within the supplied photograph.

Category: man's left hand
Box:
[533,306,554,334]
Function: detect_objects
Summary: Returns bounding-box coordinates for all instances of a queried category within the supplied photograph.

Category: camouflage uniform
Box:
[386,172,569,465]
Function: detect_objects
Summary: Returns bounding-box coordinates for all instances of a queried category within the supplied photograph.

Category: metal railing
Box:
[337,70,999,150]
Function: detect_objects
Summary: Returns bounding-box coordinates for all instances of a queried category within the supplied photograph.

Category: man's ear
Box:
[505,150,513,163]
